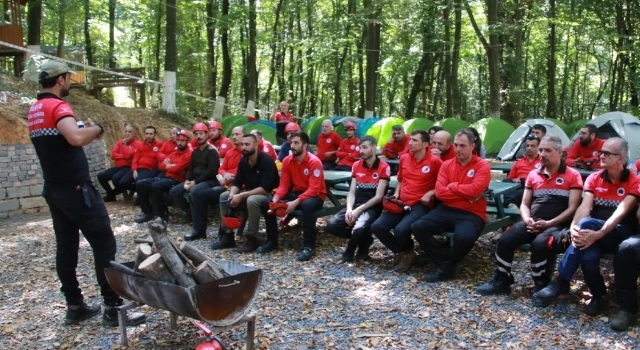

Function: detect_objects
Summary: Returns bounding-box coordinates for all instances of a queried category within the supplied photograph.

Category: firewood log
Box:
[110,261,144,278]
[179,241,230,278]
[148,221,197,288]
[193,260,227,284]
[137,253,176,283]
[133,243,153,272]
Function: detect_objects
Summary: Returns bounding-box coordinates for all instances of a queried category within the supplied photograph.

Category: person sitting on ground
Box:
[98,123,139,202]
[382,125,410,160]
[169,123,220,237]
[334,121,360,171]
[503,135,542,211]
[259,131,327,261]
[326,136,390,263]
[411,129,491,282]
[534,138,640,316]
[565,123,606,169]
[207,120,233,158]
[128,126,164,200]
[317,119,342,170]
[157,126,177,160]
[430,130,456,161]
[271,100,295,145]
[251,129,277,160]
[531,124,547,139]
[476,135,583,296]
[371,130,442,272]
[610,234,640,331]
[277,122,301,162]
[134,129,192,223]
[428,126,443,139]
[468,127,486,158]
[214,134,280,253]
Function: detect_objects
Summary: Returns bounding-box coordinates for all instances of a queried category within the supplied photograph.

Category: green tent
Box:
[333,117,359,139]
[469,118,515,156]
[542,118,571,136]
[567,119,589,136]
[244,122,277,144]
[366,117,404,146]
[403,118,434,133]
[434,118,470,135]
[221,115,249,137]
[303,116,331,144]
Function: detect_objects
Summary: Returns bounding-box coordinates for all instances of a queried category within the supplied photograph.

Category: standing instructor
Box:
[28,60,144,327]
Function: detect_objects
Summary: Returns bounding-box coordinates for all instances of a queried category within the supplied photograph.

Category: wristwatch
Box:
[95,123,105,136]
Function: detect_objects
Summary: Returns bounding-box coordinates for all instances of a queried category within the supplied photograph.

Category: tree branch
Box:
[463,0,489,52]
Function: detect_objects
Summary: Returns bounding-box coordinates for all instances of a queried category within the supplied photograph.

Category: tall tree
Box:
[218,0,232,100]
[26,0,41,48]
[247,0,258,103]
[56,0,66,58]
[546,0,556,118]
[206,0,218,99]
[108,0,116,68]
[364,0,381,116]
[162,0,178,114]
[83,0,93,67]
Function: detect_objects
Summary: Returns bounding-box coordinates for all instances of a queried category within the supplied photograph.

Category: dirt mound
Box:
[0,74,188,151]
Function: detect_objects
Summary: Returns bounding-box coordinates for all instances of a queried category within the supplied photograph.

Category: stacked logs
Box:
[110,220,229,287]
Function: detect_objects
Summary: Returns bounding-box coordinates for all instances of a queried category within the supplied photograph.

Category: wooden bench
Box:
[91,67,147,108]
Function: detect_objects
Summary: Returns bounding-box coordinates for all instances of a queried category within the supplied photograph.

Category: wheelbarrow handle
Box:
[193,321,212,336]
[218,280,240,288]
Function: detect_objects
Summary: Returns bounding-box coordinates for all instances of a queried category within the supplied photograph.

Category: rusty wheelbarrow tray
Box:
[105,260,262,348]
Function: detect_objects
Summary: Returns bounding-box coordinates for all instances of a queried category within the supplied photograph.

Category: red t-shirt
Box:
[336,137,360,167]
[159,148,192,182]
[565,138,606,168]
[583,169,640,229]
[276,152,327,202]
[397,152,443,206]
[382,135,410,160]
[111,138,140,167]
[508,156,542,181]
[158,139,177,160]
[524,165,583,221]
[259,139,278,160]
[132,139,164,171]
[435,156,491,221]
[317,131,342,162]
[274,111,294,123]
[219,146,242,176]
[211,136,234,158]
[351,158,391,205]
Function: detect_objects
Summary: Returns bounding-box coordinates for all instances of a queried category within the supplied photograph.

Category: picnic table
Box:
[491,162,598,179]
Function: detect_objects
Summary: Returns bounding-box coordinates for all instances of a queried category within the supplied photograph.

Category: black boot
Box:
[341,239,358,263]
[134,214,154,224]
[256,240,279,254]
[610,310,637,332]
[584,296,607,316]
[235,235,260,253]
[297,247,315,262]
[425,261,457,282]
[65,303,101,325]
[533,277,570,307]
[355,236,374,262]
[102,306,146,327]
[184,230,206,241]
[210,229,236,250]
[103,195,116,202]
[476,270,514,295]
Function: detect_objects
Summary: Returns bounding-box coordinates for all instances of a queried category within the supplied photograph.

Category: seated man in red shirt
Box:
[317,119,342,170]
[157,126,177,160]
[412,129,491,282]
[98,123,139,202]
[326,136,390,262]
[371,130,443,272]
[208,120,233,158]
[430,130,456,161]
[258,131,327,261]
[134,129,192,223]
[334,121,360,171]
[565,123,605,169]
[251,129,277,160]
[382,125,410,160]
[503,134,542,210]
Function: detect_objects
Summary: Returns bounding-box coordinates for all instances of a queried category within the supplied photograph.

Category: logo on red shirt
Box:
[153,147,159,152]
[592,151,599,156]
[221,144,227,148]
[372,172,379,179]
[422,166,430,173]
[556,177,565,185]
[350,145,355,150]
[618,187,626,196]
[314,169,321,177]
[386,167,391,176]
[327,138,332,143]
[467,169,475,177]
[304,168,309,176]
[535,163,542,169]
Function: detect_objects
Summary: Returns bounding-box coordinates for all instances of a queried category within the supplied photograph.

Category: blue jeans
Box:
[558,217,635,298]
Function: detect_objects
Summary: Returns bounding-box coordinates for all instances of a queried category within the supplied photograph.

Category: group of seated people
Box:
[98,119,640,332]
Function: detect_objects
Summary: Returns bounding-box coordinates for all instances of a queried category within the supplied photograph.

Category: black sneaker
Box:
[184,230,206,241]
[425,261,457,283]
[584,296,606,316]
[134,214,154,224]
[610,310,637,332]
[210,230,236,250]
[235,236,260,253]
[102,306,146,327]
[532,278,570,307]
[256,241,279,254]
[355,236,373,262]
[103,195,117,203]
[341,250,355,263]
[65,303,101,325]
[476,271,513,295]
[297,247,315,262]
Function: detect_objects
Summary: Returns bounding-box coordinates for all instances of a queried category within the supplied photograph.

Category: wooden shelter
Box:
[0,0,27,76]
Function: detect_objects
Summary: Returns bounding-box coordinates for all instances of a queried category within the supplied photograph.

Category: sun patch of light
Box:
[352,279,391,303]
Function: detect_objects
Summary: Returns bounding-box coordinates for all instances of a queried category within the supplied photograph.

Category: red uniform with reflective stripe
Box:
[382,135,410,160]
[435,156,491,221]
[397,152,443,206]
[583,169,640,229]
[259,139,278,160]
[210,136,233,158]
[440,146,456,161]
[508,155,542,181]
[351,158,391,205]
[565,138,606,168]
[317,131,342,161]
[158,148,192,182]
[158,139,177,160]
[219,146,242,176]
[276,152,327,202]
[524,165,583,221]
[132,139,164,171]
[336,137,360,167]
[111,138,140,167]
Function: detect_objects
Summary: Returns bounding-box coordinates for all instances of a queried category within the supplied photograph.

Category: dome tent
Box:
[403,118,434,134]
[469,118,515,156]
[543,118,571,135]
[365,117,404,146]
[570,111,640,161]
[221,115,249,137]
[497,119,571,161]
[243,121,277,144]
[433,118,469,135]
[356,117,380,139]
[567,119,589,136]
[334,117,360,139]
[303,116,331,144]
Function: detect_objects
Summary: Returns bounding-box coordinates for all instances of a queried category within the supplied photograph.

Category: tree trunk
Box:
[26,0,41,46]
[306,0,317,115]
[206,0,218,98]
[443,4,452,118]
[56,0,66,58]
[108,0,116,68]
[364,0,381,116]
[451,0,462,117]
[262,0,284,106]
[162,0,178,114]
[82,0,93,67]
[247,0,258,103]
[219,0,232,100]
[357,28,366,118]
[546,0,556,118]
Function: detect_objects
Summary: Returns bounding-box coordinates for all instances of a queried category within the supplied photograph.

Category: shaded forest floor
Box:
[1,200,639,349]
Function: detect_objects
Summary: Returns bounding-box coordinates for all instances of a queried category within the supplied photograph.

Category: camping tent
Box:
[497,119,571,161]
[469,118,515,156]
[303,116,331,144]
[543,118,571,135]
[567,119,589,136]
[570,111,640,161]
[243,121,277,144]
[366,117,404,146]
[434,118,469,135]
[221,115,249,137]
[356,117,380,139]
[333,117,360,139]
[403,118,434,134]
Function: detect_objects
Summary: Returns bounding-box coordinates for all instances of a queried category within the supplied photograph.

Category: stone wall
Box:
[0,139,109,217]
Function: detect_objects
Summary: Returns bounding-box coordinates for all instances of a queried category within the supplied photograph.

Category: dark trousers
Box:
[558,217,634,298]
[136,176,179,219]
[502,179,524,207]
[493,221,560,285]
[615,236,640,313]
[97,166,131,197]
[322,160,337,170]
[371,203,429,254]
[412,205,485,262]
[327,206,380,238]
[191,185,226,234]
[169,180,216,216]
[124,168,159,192]
[333,165,352,172]
[262,193,324,248]
[43,182,121,306]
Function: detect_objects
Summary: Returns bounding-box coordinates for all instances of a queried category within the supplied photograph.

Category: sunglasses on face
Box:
[600,150,621,157]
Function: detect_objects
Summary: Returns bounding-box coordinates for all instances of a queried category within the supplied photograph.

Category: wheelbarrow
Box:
[104,260,262,349]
